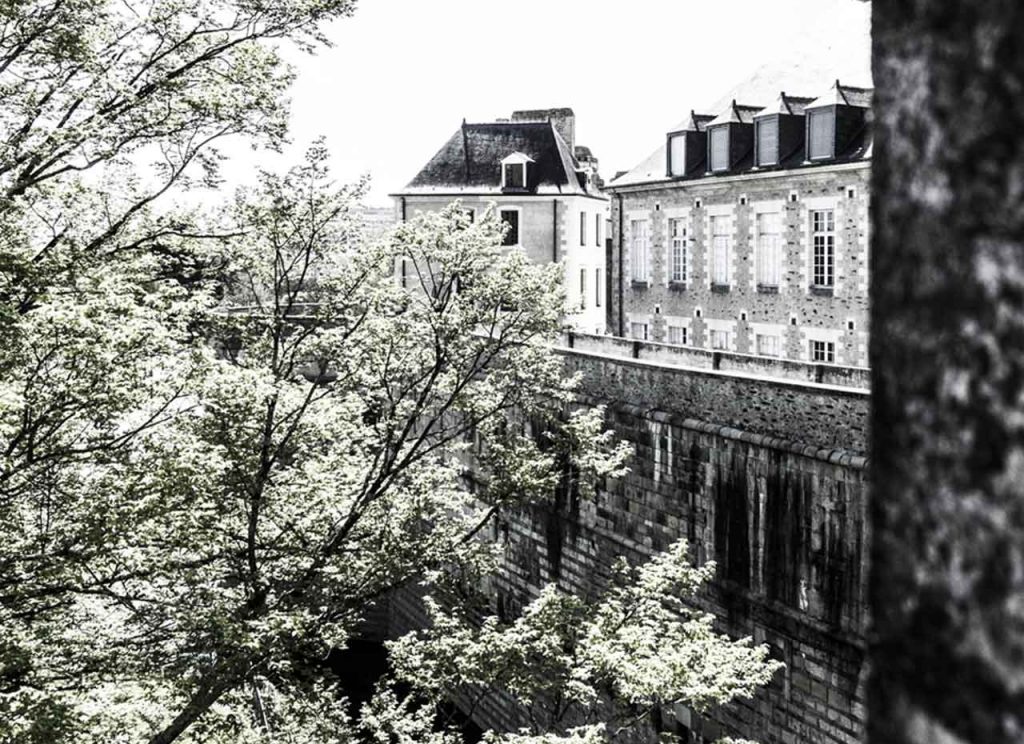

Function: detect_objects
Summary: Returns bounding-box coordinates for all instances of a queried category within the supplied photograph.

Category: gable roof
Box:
[754,92,817,117]
[707,101,765,127]
[667,111,716,135]
[806,80,873,109]
[397,120,593,195]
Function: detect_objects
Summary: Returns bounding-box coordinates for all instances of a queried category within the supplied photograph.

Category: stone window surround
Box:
[750,199,786,292]
[626,209,651,284]
[703,316,737,352]
[663,314,692,346]
[800,326,844,363]
[626,311,652,341]
[749,320,786,358]
[705,203,734,289]
[799,196,841,293]
[663,206,692,289]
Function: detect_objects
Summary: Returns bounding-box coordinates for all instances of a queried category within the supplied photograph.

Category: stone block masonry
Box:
[387,346,870,743]
[610,163,871,368]
[564,330,871,390]
[559,347,869,452]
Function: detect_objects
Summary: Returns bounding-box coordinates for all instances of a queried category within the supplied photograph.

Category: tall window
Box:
[630,220,650,282]
[630,322,648,341]
[709,126,729,172]
[756,334,781,357]
[811,209,835,287]
[668,325,687,345]
[756,116,779,167]
[711,215,730,286]
[595,268,602,307]
[579,212,586,246]
[579,268,587,309]
[756,212,782,287]
[503,162,526,188]
[669,134,686,176]
[807,110,835,160]
[595,213,601,246]
[500,209,519,246]
[669,218,687,283]
[811,340,835,362]
[710,329,730,350]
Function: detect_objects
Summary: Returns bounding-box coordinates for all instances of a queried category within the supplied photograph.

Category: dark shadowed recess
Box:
[327,642,484,742]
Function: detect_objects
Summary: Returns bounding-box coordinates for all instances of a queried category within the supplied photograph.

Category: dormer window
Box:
[755,116,779,167]
[668,134,686,177]
[500,152,533,191]
[504,163,525,188]
[807,109,836,160]
[709,126,729,172]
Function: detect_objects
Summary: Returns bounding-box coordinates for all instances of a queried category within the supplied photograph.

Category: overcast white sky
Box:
[220,0,871,206]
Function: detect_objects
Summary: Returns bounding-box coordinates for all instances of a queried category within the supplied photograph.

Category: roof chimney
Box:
[511,107,575,151]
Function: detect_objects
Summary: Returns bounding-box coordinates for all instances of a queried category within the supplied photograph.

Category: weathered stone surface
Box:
[559,349,869,452]
[608,164,871,367]
[870,2,1024,743]
[392,349,872,743]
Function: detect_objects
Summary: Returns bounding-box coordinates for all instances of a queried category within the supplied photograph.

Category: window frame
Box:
[807,108,836,161]
[810,208,836,288]
[710,215,731,287]
[503,163,525,189]
[579,211,587,246]
[668,217,688,284]
[810,339,836,363]
[500,152,534,190]
[710,329,731,351]
[668,133,687,177]
[755,115,780,167]
[755,211,782,289]
[595,267,602,307]
[579,267,587,310]
[756,333,781,357]
[630,219,650,283]
[499,207,520,247]
[709,125,730,172]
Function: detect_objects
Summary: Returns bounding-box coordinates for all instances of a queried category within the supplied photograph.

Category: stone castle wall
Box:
[390,348,870,744]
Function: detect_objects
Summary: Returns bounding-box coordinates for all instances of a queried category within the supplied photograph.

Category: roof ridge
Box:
[549,120,581,194]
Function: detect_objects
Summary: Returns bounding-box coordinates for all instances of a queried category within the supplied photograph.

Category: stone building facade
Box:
[391,108,609,333]
[386,79,875,744]
[606,83,872,367]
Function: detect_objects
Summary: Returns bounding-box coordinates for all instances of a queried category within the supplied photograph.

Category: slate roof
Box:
[610,34,873,188]
[707,101,765,127]
[397,121,594,195]
[667,112,716,135]
[754,92,817,117]
[806,80,873,109]
[610,77,873,189]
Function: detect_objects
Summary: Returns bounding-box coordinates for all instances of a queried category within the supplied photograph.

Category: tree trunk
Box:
[870,1,1024,743]
[147,674,237,744]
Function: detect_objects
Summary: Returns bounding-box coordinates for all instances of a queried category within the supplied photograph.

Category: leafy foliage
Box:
[0,1,780,742]
[388,541,782,743]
